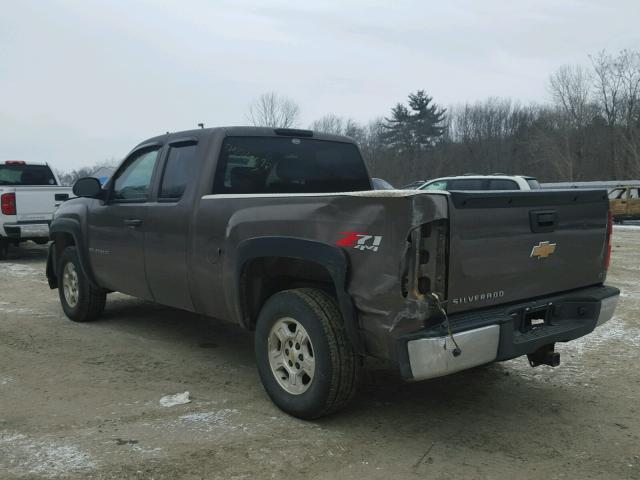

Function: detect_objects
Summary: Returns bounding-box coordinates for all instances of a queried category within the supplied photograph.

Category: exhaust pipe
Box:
[528,344,560,368]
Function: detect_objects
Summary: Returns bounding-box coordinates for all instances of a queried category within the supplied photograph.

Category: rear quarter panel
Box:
[189,191,448,359]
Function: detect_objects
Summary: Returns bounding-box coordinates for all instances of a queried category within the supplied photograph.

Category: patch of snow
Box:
[0,304,54,316]
[177,408,240,433]
[619,288,639,299]
[614,224,640,231]
[570,316,640,355]
[0,432,95,477]
[1,263,40,277]
[159,391,191,407]
[504,316,640,386]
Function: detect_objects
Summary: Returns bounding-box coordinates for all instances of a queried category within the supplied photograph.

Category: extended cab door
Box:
[144,138,200,311]
[87,145,162,299]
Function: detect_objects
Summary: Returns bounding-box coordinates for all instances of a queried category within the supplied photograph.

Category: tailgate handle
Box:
[530,210,557,233]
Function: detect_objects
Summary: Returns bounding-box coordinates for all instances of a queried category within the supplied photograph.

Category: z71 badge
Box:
[336,232,383,252]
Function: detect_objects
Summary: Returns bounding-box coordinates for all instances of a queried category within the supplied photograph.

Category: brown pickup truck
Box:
[46,127,619,418]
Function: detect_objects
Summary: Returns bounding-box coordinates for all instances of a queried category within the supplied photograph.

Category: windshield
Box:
[421,180,448,190]
[0,164,57,186]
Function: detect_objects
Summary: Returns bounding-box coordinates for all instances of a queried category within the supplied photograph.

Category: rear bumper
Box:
[397,285,619,381]
[2,222,50,239]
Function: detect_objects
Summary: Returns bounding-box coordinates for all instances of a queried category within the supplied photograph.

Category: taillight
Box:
[604,210,613,269]
[1,192,16,215]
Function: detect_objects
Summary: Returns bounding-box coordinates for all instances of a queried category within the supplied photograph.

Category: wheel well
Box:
[240,257,337,330]
[52,232,75,259]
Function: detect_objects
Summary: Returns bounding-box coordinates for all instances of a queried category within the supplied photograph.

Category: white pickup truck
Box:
[0,161,72,259]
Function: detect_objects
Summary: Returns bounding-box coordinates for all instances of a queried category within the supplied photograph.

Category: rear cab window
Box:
[0,164,57,186]
[213,136,371,194]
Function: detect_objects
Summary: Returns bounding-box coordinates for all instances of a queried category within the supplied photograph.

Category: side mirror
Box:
[73,177,104,199]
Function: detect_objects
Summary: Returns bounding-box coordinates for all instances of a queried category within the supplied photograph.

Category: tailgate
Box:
[446,189,609,314]
[14,187,70,222]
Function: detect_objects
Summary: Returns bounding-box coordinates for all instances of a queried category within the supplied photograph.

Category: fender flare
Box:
[49,218,101,289]
[234,236,364,354]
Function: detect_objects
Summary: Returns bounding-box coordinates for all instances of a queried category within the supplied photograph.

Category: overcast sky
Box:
[1,0,639,171]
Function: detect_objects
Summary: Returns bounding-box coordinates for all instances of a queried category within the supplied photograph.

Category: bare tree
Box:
[247,92,300,128]
[309,114,345,135]
[617,50,640,175]
[549,65,593,128]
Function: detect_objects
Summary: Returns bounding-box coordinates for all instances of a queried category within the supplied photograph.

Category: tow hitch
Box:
[527,344,560,368]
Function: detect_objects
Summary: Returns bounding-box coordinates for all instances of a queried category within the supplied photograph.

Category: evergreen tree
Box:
[382,90,446,153]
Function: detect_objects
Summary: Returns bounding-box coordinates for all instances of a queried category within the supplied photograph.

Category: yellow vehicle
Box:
[608,185,640,223]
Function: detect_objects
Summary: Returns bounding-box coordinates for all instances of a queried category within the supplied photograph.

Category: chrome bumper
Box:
[406,292,620,382]
[407,325,500,381]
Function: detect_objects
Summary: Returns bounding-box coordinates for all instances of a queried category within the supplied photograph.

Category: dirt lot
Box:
[1,227,639,480]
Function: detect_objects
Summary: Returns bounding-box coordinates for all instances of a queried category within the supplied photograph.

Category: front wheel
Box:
[254,288,359,419]
[57,246,106,322]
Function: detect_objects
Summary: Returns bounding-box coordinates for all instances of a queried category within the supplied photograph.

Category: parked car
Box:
[608,185,640,223]
[407,174,541,191]
[47,127,618,418]
[0,161,72,259]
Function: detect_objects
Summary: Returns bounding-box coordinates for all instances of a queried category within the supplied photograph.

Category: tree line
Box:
[250,49,640,186]
[59,49,639,187]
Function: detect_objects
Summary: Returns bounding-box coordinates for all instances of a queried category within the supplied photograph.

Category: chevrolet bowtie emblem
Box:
[531,241,556,259]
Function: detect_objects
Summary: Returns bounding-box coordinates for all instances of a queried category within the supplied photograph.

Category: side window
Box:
[488,179,519,190]
[159,143,198,201]
[449,179,485,190]
[629,188,639,199]
[421,181,448,190]
[112,148,160,202]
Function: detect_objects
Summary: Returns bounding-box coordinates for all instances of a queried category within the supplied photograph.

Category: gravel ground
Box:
[1,227,639,480]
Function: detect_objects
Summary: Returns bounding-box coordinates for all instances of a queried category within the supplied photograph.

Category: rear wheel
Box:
[58,246,106,322]
[0,238,8,260]
[255,288,359,419]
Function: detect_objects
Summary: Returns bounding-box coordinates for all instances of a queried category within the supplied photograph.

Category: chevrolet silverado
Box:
[46,127,619,418]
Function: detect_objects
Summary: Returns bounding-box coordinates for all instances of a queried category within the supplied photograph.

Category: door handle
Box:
[123,218,143,228]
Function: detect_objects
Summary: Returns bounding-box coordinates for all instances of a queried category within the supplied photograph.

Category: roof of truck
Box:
[134,126,358,152]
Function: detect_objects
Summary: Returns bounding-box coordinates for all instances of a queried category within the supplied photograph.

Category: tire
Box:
[0,239,8,260]
[57,246,106,322]
[254,288,359,419]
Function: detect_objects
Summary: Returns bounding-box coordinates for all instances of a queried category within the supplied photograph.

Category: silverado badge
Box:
[530,241,556,259]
